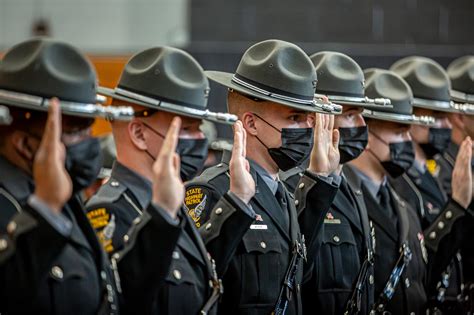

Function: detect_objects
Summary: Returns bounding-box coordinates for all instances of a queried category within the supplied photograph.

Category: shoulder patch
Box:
[184,186,210,228]
[86,207,115,253]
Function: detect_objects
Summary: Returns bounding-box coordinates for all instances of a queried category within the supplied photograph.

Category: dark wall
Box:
[187,0,474,138]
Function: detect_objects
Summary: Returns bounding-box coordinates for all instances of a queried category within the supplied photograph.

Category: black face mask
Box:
[370,132,415,178]
[419,128,452,158]
[176,138,208,181]
[142,122,208,181]
[254,113,313,171]
[65,137,103,193]
[338,126,368,164]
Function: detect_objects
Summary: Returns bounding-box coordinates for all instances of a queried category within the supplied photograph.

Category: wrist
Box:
[33,192,63,214]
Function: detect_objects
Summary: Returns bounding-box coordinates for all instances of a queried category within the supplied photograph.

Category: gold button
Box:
[445,211,453,219]
[205,223,212,230]
[294,200,299,206]
[437,221,445,230]
[6,221,16,234]
[51,266,63,280]
[298,183,305,189]
[429,231,437,239]
[133,217,141,225]
[260,241,267,249]
[123,235,129,242]
[0,239,8,251]
[215,208,223,215]
[173,270,182,280]
[333,236,340,243]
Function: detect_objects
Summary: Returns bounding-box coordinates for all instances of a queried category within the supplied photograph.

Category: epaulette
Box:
[191,163,229,184]
[279,166,305,182]
[86,179,127,208]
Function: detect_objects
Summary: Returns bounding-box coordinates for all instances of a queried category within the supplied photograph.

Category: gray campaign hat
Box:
[205,39,341,114]
[0,38,133,121]
[362,68,435,125]
[447,55,474,106]
[390,56,471,114]
[99,46,237,125]
[310,51,391,109]
[0,106,11,125]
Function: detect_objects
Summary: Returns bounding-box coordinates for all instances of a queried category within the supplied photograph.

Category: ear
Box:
[241,112,258,136]
[10,131,37,161]
[127,119,148,151]
[449,113,464,130]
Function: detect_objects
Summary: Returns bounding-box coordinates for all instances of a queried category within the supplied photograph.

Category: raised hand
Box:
[451,136,473,209]
[229,121,255,204]
[33,99,72,214]
[151,117,184,219]
[308,113,340,176]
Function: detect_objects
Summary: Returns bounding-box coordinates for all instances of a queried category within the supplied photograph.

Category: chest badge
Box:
[324,212,341,224]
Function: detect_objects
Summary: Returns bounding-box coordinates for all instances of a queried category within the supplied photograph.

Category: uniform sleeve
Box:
[294,170,339,266]
[0,196,69,309]
[114,202,183,315]
[185,181,256,277]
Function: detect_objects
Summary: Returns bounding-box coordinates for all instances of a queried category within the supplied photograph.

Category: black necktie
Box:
[275,181,290,230]
[377,183,398,227]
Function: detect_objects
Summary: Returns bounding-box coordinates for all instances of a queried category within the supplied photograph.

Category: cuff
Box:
[226,192,257,219]
[149,203,181,226]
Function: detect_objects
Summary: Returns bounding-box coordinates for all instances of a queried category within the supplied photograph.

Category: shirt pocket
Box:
[317,224,360,291]
[239,231,283,307]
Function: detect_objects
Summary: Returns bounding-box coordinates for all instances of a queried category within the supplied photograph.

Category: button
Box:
[101,271,107,280]
[113,253,120,260]
[106,284,113,291]
[369,275,374,284]
[429,231,437,239]
[294,200,299,206]
[216,163,223,168]
[298,183,305,189]
[172,251,180,259]
[260,241,267,249]
[173,270,182,280]
[51,266,63,280]
[437,221,445,230]
[405,278,410,288]
[110,181,120,187]
[215,208,223,215]
[445,211,453,219]
[133,217,141,225]
[333,236,340,243]
[205,223,212,230]
[6,221,16,234]
[0,239,8,251]
[123,235,129,242]
[355,190,362,196]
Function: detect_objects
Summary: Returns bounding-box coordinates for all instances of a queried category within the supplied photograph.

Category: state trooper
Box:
[85,46,254,314]
[437,55,474,313]
[389,56,474,313]
[185,39,342,315]
[281,51,391,315]
[346,68,472,314]
[0,38,189,314]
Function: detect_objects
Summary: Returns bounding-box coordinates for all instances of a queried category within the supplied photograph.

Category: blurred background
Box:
[1,0,473,138]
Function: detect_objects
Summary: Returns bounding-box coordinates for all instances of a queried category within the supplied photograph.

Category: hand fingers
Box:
[160,117,182,159]
[232,120,244,159]
[173,153,181,178]
[332,129,340,148]
[242,125,247,158]
[328,114,334,131]
[41,98,62,150]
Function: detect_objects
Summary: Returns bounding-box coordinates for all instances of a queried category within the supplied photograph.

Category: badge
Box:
[86,208,114,253]
[185,187,208,228]
[418,232,428,264]
[324,212,341,224]
[250,224,268,230]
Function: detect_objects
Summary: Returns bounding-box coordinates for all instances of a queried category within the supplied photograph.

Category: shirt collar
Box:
[248,159,279,195]
[349,164,387,199]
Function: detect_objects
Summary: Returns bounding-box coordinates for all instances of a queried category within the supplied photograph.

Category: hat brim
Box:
[205,71,341,114]
[450,89,474,106]
[0,89,134,121]
[362,109,435,126]
[411,97,474,114]
[98,86,237,125]
[323,94,393,110]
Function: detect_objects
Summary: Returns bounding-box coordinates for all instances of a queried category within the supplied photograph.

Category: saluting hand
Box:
[33,99,72,214]
[308,113,340,176]
[151,117,184,219]
[229,121,255,204]
[451,136,473,209]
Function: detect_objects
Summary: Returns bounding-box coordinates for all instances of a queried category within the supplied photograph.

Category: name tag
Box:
[250,224,268,230]
[324,219,341,224]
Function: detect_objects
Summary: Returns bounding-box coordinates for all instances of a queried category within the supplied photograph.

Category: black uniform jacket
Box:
[185,151,339,315]
[0,155,181,315]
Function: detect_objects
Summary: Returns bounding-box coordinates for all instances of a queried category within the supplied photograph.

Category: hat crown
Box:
[0,37,97,104]
[310,51,365,97]
[235,40,317,100]
[447,55,474,94]
[390,56,451,102]
[364,68,413,115]
[117,47,209,109]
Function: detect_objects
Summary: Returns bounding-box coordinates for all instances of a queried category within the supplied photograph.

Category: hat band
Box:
[451,89,474,104]
[362,109,435,125]
[114,87,238,123]
[0,89,134,121]
[413,97,474,114]
[315,93,391,107]
[231,74,315,105]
